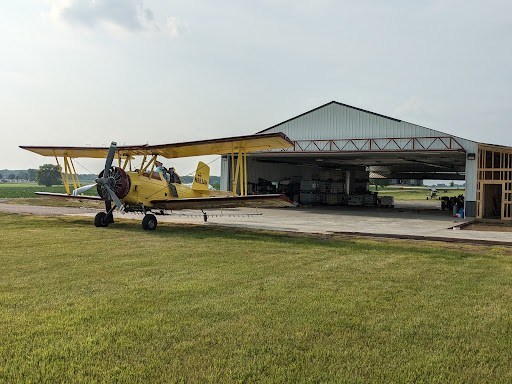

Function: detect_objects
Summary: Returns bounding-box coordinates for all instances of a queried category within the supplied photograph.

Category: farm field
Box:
[0,183,67,198]
[0,183,102,208]
[0,213,511,382]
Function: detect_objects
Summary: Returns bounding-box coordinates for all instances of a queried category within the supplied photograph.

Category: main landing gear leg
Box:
[141,204,158,231]
[105,200,115,224]
[94,201,116,228]
[142,213,157,231]
[140,206,157,231]
[94,211,115,227]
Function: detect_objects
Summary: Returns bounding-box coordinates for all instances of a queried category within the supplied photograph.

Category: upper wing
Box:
[20,132,293,159]
[150,194,294,210]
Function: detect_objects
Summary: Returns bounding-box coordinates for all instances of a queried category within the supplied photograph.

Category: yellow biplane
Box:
[20,132,294,230]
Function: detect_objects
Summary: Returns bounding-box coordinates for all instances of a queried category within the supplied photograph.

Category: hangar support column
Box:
[464,143,478,218]
[221,155,229,191]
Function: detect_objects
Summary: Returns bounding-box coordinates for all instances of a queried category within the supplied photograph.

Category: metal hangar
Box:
[220,101,512,220]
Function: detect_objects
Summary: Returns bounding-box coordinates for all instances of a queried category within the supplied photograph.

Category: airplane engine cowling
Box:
[96,167,131,200]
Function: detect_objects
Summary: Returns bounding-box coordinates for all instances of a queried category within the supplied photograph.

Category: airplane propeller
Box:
[71,141,127,213]
[95,141,126,213]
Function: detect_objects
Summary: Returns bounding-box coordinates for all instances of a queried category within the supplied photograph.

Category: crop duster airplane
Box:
[20,133,294,230]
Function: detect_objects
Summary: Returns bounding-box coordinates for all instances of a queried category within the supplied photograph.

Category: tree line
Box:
[2,166,222,188]
[0,169,38,182]
[1,165,65,187]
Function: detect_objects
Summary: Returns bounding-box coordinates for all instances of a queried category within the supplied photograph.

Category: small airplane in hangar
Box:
[20,133,294,230]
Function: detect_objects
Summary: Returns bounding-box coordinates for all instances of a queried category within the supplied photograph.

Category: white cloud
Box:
[166,16,188,38]
[45,0,186,37]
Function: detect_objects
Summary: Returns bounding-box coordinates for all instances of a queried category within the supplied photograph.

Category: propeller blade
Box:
[96,141,126,214]
[72,183,97,196]
[104,141,117,177]
[105,185,125,214]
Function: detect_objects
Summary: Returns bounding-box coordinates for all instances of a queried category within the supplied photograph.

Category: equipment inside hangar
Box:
[221,101,512,220]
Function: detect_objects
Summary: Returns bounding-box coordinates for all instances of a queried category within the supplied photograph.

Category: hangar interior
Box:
[221,101,511,220]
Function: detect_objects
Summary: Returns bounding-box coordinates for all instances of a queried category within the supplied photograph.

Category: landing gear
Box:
[202,209,208,222]
[94,212,109,227]
[95,202,116,228]
[142,213,157,231]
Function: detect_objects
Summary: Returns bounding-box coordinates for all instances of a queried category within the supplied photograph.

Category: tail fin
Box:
[192,161,210,191]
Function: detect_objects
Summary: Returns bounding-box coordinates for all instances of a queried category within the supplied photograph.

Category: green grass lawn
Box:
[1,213,511,383]
[374,187,465,201]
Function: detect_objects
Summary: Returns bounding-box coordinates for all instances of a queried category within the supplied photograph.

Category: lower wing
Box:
[35,192,103,201]
[151,194,293,210]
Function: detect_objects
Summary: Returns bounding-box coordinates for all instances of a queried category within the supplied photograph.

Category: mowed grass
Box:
[1,214,511,383]
[375,188,465,201]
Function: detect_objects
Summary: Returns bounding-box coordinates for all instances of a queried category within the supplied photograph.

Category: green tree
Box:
[37,164,61,187]
[450,180,455,187]
[8,173,16,181]
[0,173,3,179]
[27,169,38,181]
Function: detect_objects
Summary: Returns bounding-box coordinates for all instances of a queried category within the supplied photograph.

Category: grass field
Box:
[374,187,465,201]
[1,213,511,382]
[0,183,67,198]
[0,183,101,209]
[0,182,98,199]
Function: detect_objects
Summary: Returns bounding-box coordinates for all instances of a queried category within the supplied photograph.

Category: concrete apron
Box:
[1,202,511,245]
[128,204,511,245]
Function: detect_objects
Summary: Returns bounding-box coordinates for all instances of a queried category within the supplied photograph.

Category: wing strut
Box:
[231,149,248,196]
[54,153,81,194]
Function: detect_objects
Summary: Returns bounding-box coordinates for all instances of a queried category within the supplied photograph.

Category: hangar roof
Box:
[258,101,480,149]
[254,101,480,180]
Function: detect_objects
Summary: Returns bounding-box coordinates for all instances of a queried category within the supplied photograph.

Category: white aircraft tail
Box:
[192,161,210,191]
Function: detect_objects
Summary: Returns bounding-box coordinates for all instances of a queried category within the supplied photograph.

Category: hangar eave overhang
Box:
[264,136,465,154]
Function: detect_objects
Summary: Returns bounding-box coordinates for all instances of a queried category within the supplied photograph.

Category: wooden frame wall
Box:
[477,145,512,220]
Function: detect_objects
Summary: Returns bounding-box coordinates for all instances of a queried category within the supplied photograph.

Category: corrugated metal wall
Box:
[221,156,319,192]
[246,158,316,184]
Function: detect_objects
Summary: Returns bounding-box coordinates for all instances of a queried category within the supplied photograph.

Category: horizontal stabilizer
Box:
[151,194,293,210]
[35,192,103,201]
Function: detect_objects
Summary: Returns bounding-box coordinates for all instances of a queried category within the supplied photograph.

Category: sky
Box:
[1,0,511,176]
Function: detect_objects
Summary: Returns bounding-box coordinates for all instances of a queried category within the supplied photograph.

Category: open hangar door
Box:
[224,150,468,211]
[245,156,371,206]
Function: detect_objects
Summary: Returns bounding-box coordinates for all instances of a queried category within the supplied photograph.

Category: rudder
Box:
[192,161,210,191]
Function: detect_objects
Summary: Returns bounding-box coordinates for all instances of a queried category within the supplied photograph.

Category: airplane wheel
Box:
[142,214,157,231]
[94,212,109,227]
